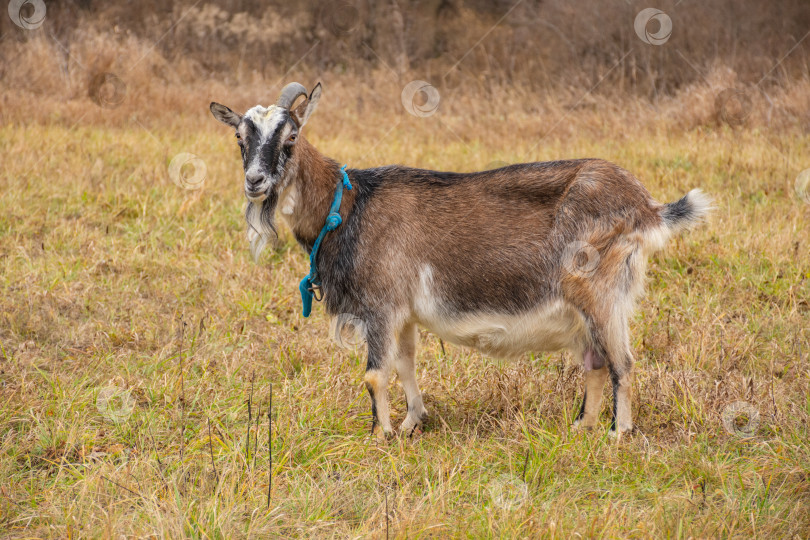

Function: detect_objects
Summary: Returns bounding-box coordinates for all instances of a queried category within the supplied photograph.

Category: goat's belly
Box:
[416,300,585,358]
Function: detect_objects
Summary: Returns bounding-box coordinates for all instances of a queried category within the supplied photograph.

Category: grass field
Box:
[0,112,809,538]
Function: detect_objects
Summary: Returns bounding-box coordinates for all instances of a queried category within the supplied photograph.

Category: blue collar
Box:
[299,165,353,317]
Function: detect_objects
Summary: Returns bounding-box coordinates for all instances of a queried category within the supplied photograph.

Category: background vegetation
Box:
[0,0,808,537]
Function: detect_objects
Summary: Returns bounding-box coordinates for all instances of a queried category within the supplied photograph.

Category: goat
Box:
[210,82,712,438]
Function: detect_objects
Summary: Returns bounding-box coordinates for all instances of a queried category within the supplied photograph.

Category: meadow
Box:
[1,0,810,537]
[1,105,809,537]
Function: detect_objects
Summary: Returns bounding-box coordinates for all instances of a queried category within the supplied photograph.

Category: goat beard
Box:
[245,190,278,261]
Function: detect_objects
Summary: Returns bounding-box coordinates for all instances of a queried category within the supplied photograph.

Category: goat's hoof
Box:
[403,423,425,438]
[572,419,595,432]
[608,425,634,440]
[400,411,429,437]
[369,420,394,442]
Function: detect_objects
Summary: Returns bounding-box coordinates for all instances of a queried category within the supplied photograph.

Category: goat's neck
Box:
[280,137,350,250]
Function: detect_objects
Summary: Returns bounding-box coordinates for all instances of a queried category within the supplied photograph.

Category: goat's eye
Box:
[288,134,297,142]
[235,132,241,140]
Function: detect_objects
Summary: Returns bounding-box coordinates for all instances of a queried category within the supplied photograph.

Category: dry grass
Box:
[0,102,809,537]
[1,3,809,537]
[5,0,808,96]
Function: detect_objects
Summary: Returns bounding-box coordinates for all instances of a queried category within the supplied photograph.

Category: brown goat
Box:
[210,82,712,438]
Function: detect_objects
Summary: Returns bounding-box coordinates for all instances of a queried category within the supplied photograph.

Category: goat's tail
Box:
[660,188,713,234]
[642,189,713,254]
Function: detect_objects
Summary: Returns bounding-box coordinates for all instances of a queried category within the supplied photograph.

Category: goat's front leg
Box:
[364,328,395,438]
[396,323,428,435]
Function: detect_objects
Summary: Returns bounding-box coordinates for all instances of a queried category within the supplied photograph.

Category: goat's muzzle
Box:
[245,171,268,201]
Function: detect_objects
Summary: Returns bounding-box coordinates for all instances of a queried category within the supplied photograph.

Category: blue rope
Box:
[299,165,352,317]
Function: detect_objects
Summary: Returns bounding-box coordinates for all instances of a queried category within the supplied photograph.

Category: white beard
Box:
[245,199,275,261]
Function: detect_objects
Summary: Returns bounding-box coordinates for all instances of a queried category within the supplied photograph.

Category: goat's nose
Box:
[245,172,265,186]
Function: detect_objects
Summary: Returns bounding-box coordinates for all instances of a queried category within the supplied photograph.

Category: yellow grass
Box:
[0,95,809,537]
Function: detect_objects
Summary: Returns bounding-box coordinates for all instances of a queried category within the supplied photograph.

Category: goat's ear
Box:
[291,83,322,128]
[210,102,242,128]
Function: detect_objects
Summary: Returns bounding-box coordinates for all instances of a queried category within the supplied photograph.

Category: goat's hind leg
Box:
[609,353,634,436]
[573,348,609,429]
[605,317,635,436]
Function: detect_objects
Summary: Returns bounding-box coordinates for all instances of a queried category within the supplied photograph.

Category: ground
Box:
[0,119,808,538]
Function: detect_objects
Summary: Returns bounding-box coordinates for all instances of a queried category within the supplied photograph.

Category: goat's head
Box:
[210,82,321,200]
[209,82,321,257]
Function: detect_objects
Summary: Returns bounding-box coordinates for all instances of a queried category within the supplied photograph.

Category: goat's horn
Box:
[276,82,308,109]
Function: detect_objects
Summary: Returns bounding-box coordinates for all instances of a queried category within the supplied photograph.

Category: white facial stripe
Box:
[243,105,286,138]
